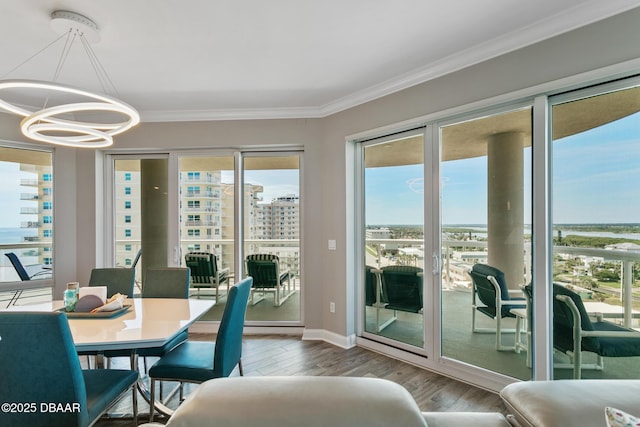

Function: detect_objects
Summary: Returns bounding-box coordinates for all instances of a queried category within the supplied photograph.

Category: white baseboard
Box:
[189,321,304,335]
[302,329,356,349]
[191,322,355,350]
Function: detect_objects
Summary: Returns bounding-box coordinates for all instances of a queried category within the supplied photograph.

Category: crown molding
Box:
[141,105,321,122]
[141,1,640,123]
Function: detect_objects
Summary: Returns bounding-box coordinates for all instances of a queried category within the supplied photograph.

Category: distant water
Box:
[443,224,640,241]
[0,227,37,243]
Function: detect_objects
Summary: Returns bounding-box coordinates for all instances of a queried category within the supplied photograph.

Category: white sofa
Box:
[142,376,640,427]
[142,376,510,427]
[500,379,640,427]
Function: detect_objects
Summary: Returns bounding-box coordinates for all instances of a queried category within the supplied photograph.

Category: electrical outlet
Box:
[330,302,335,313]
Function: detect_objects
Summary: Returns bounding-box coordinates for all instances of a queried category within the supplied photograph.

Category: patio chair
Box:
[148,277,252,421]
[469,263,526,351]
[3,252,52,307]
[130,248,142,292]
[246,254,295,306]
[365,265,396,332]
[553,283,640,379]
[380,265,423,314]
[185,251,230,300]
[4,252,51,281]
[0,311,138,427]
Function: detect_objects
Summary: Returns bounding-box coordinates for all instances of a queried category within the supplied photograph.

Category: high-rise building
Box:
[19,164,53,266]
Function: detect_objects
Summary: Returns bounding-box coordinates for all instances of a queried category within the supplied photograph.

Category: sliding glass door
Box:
[439,107,533,380]
[110,150,302,324]
[550,81,640,380]
[243,154,301,323]
[361,130,425,349]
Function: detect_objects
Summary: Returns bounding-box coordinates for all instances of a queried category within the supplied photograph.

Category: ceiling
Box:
[1,0,639,123]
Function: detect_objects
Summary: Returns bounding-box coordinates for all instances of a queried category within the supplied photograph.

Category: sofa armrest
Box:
[501,380,640,427]
[166,376,429,427]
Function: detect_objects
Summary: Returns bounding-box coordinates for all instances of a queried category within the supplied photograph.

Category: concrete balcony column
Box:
[141,159,169,279]
[487,131,525,289]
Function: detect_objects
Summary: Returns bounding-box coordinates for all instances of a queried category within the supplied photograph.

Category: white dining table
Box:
[6,298,215,352]
[6,297,215,417]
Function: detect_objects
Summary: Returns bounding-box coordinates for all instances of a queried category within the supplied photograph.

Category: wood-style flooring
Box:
[95,334,508,426]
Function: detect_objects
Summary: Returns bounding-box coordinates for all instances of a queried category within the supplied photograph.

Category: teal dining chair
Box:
[147,277,252,421]
[104,267,191,371]
[89,267,136,298]
[0,311,138,427]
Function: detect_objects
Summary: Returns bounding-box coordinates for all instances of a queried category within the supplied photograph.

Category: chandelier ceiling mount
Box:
[0,10,139,148]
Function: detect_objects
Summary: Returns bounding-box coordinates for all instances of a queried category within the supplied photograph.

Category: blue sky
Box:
[365,111,639,226]
[221,169,300,204]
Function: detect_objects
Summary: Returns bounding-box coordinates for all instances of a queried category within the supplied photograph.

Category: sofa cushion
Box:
[165,376,429,427]
[501,380,640,427]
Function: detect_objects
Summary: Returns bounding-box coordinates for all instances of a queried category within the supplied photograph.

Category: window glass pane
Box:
[440,108,532,380]
[363,134,424,348]
[551,85,640,380]
[179,156,235,319]
[114,159,142,283]
[243,155,301,322]
[0,146,53,299]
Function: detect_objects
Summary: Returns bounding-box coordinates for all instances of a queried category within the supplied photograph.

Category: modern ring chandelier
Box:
[0,10,139,148]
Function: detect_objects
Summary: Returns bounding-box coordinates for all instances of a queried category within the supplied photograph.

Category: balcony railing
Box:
[0,242,53,283]
[184,191,220,198]
[366,237,640,328]
[183,220,219,227]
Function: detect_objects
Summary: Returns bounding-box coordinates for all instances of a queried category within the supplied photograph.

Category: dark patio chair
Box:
[5,252,51,281]
[365,265,396,332]
[185,251,230,300]
[380,265,423,314]
[469,263,526,351]
[553,283,640,379]
[246,254,294,306]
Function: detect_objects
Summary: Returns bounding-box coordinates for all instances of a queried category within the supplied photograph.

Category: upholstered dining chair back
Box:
[89,267,135,298]
[142,267,190,298]
[214,276,253,377]
[0,311,138,427]
[104,267,190,364]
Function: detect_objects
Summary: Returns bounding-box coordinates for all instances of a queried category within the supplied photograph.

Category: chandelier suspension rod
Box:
[0,32,68,80]
[79,33,118,96]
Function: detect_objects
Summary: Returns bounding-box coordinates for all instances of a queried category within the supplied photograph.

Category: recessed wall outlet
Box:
[330,302,335,313]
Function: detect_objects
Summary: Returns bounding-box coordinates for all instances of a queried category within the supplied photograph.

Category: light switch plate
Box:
[328,239,337,250]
